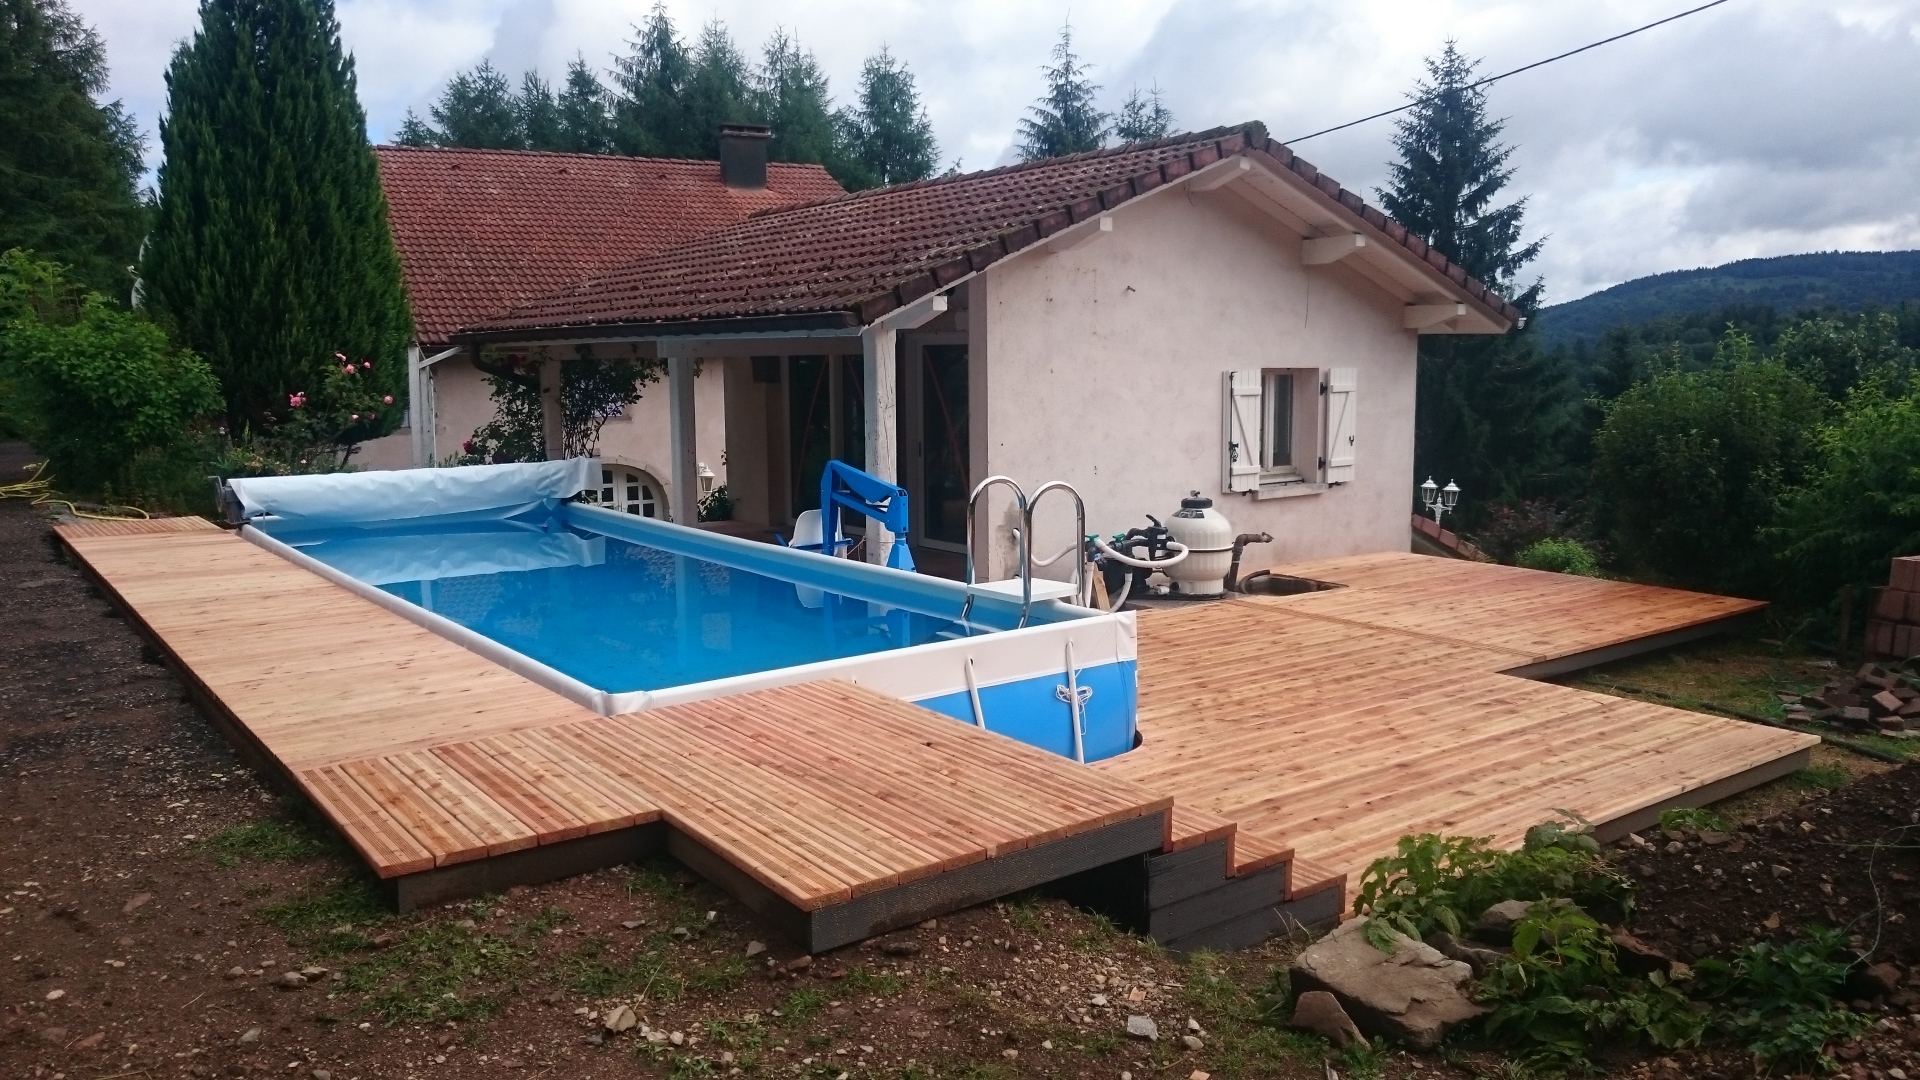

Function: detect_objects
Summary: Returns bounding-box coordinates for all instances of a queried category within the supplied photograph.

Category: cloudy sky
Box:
[67,0,1920,303]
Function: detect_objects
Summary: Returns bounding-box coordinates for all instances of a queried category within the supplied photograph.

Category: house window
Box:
[1262,370,1295,473]
[599,467,660,517]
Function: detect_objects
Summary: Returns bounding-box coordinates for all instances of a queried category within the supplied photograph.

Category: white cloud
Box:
[67,0,1920,300]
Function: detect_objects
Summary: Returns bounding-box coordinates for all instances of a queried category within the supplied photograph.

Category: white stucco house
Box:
[376,122,1517,578]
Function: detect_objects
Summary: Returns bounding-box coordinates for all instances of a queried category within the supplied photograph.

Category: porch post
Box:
[407,345,427,467]
[860,325,898,565]
[667,352,699,525]
[539,356,565,460]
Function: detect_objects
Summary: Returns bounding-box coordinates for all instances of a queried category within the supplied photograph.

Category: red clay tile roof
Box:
[460,123,1522,343]
[374,145,845,345]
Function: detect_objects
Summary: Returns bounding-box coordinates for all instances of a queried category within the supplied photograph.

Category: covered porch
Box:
[472,284,980,578]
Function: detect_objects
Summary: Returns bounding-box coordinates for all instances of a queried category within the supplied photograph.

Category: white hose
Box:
[1091,534,1190,570]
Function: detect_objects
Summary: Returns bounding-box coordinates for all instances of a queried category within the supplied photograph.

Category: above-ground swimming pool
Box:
[228,461,1138,762]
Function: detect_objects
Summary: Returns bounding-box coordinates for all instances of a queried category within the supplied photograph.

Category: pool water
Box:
[276,514,994,694]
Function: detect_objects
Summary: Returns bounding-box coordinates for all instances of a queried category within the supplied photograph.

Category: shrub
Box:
[1515,537,1601,577]
[1591,332,1826,596]
[0,249,222,498]
[1771,381,1920,608]
[1470,498,1590,564]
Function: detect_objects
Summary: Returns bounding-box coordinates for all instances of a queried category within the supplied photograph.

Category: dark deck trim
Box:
[1501,612,1761,680]
[1591,746,1813,844]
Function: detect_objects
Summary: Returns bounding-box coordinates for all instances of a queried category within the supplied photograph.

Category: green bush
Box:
[1514,537,1601,577]
[1772,381,1920,607]
[1591,332,1826,596]
[0,249,222,499]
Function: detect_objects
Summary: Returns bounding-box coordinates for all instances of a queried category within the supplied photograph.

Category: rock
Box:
[619,920,643,930]
[1001,1048,1018,1061]
[312,1071,331,1080]
[668,1030,685,1046]
[299,965,326,977]
[39,1027,68,1044]
[1699,830,1731,846]
[224,966,247,979]
[881,940,920,957]
[74,1031,105,1050]
[603,1005,637,1033]
[1849,963,1903,1000]
[1189,1072,1210,1080]
[918,919,938,930]
[1289,917,1488,1051]
[1425,931,1507,976]
[1470,900,1538,946]
[453,919,476,931]
[277,971,308,989]
[1290,990,1363,1049]
[1610,931,1677,977]
[238,1027,262,1045]
[744,940,766,957]
[670,926,693,941]
[1186,1017,1204,1035]
[1180,1034,1204,1051]
[781,955,813,974]
[1090,993,1109,1007]
[43,989,64,1001]
[1125,1015,1158,1041]
[1771,864,1793,878]
[121,892,152,915]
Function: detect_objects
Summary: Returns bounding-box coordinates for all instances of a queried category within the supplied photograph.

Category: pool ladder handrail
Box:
[959,475,1089,629]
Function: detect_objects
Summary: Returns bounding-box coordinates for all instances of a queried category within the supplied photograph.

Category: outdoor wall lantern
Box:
[1420,477,1461,525]
[697,462,715,496]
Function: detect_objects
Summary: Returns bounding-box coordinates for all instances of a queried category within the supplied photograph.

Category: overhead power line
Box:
[1285,0,1736,144]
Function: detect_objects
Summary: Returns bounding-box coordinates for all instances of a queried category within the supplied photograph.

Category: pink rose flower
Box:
[382,395,393,404]
[350,413,360,421]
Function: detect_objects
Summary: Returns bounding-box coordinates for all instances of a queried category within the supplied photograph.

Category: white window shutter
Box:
[1323,367,1357,484]
[1223,370,1262,493]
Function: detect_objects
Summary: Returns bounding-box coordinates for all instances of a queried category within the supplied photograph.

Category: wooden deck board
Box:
[1104,553,1813,905]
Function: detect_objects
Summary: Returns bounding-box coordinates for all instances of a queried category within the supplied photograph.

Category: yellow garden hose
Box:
[0,460,150,520]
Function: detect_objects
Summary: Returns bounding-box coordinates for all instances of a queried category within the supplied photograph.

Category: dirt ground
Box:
[1,439,1914,1080]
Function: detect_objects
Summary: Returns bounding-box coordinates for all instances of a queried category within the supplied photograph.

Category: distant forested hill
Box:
[1534,250,1920,348]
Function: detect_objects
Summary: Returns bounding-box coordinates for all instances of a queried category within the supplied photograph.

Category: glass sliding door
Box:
[909,341,970,550]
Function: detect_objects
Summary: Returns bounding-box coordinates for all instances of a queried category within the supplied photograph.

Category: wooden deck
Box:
[58,521,1171,945]
[1095,553,1814,910]
[58,523,1814,949]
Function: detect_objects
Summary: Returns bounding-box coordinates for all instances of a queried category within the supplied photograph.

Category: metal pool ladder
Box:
[958,475,1088,629]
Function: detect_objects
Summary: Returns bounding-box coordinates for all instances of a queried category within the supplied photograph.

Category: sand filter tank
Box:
[1164,491,1236,596]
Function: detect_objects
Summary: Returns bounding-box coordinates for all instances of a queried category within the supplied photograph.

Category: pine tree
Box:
[141,0,412,434]
[554,56,613,153]
[838,47,936,189]
[0,0,147,299]
[1378,42,1573,517]
[680,18,753,155]
[392,107,437,146]
[756,29,839,170]
[1014,22,1106,161]
[516,70,561,150]
[1112,84,1173,143]
[431,59,519,149]
[1378,43,1540,295]
[612,2,694,157]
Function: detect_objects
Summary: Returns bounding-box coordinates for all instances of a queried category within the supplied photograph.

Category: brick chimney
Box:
[718,123,771,189]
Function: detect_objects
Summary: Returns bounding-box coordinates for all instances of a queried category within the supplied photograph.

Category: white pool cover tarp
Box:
[227,459,597,524]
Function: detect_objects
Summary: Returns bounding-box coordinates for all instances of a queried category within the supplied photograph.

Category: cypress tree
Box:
[839,47,936,189]
[0,0,147,299]
[1378,42,1575,516]
[1015,22,1106,161]
[141,0,411,435]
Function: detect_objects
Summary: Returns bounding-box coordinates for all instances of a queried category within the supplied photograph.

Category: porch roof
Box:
[455,123,1525,345]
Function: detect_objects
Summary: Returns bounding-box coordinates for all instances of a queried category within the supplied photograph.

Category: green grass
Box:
[340,920,534,1024]
[255,875,391,949]
[842,966,902,996]
[778,987,828,1023]
[1788,763,1852,790]
[204,817,337,867]
[1658,806,1731,832]
[560,935,682,1001]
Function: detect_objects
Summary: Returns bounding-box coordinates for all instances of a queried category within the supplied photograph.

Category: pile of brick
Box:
[1784,663,1920,735]
[1867,555,1920,661]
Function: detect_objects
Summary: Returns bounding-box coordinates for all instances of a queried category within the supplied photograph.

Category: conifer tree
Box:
[0,0,147,298]
[1113,84,1173,143]
[141,0,411,434]
[681,18,752,155]
[1015,22,1106,161]
[756,29,839,170]
[430,59,519,149]
[554,56,613,153]
[839,47,936,189]
[612,2,694,157]
[516,71,561,151]
[1378,42,1573,516]
[392,107,436,146]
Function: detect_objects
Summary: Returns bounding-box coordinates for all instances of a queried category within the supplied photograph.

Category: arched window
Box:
[599,467,661,517]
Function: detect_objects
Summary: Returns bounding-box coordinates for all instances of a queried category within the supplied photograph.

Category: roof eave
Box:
[451,310,863,348]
